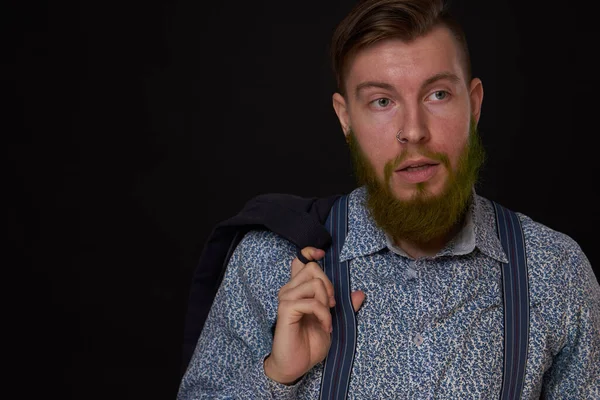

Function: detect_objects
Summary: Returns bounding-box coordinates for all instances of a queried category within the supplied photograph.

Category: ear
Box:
[332,92,351,138]
[469,78,484,124]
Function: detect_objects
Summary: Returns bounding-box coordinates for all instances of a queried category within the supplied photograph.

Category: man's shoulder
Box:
[219,188,357,283]
[475,194,585,262]
[221,229,298,302]
[222,188,358,255]
[476,194,592,300]
[235,229,298,261]
[515,210,586,266]
[503,205,594,304]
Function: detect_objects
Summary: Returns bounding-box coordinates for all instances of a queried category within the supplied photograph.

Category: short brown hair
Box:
[330,0,471,96]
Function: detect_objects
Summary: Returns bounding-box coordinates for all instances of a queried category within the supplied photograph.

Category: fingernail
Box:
[329,296,336,307]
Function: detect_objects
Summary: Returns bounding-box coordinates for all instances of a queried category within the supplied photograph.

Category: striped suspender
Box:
[320,195,355,400]
[317,197,529,400]
[493,202,530,400]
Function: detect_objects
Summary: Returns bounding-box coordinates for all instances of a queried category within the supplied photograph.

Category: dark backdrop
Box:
[8,0,599,398]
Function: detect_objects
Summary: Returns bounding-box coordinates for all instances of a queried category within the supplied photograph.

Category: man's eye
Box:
[374,98,390,107]
[428,91,448,101]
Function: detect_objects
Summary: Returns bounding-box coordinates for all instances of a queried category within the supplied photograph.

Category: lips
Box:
[396,159,440,171]
[402,164,435,171]
[394,159,440,184]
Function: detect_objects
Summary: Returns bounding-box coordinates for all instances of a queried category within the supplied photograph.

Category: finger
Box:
[279,278,330,307]
[291,247,325,278]
[351,290,366,312]
[278,298,333,333]
[296,250,311,265]
[286,262,335,302]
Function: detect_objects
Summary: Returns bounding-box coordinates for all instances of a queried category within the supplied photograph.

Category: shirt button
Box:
[413,333,424,346]
[406,268,418,279]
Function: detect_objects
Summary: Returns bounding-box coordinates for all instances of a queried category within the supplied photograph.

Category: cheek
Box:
[436,129,469,170]
[430,114,470,150]
[353,130,395,179]
[352,121,397,163]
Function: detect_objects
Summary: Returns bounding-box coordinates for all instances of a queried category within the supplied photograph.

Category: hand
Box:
[264,246,366,385]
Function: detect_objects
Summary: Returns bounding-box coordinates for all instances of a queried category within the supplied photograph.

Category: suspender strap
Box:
[493,202,530,400]
[316,198,528,399]
[320,195,355,400]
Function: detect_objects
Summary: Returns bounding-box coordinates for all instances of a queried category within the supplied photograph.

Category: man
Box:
[178,0,600,398]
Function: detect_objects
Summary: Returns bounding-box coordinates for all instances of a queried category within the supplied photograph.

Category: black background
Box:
[8,0,599,398]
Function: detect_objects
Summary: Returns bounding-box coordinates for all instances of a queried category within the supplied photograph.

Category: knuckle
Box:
[321,273,333,287]
[309,298,322,308]
[307,262,321,274]
[325,278,334,292]
[312,277,326,291]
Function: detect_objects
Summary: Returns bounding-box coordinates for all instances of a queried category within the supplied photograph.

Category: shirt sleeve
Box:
[177,230,305,399]
[541,248,600,399]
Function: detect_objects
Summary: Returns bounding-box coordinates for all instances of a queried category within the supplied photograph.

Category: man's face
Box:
[346,119,485,244]
[333,25,483,203]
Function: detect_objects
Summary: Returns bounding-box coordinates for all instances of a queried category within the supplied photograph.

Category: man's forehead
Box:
[345,26,467,90]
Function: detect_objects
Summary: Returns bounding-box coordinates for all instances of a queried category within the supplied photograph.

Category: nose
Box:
[396,107,430,145]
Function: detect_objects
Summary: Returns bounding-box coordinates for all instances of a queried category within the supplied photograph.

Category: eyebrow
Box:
[354,72,462,99]
[354,81,396,99]
[422,72,461,87]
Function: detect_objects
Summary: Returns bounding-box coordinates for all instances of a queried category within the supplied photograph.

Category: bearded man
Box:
[178,0,600,398]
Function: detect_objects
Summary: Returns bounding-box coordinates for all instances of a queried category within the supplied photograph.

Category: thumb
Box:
[350,290,365,312]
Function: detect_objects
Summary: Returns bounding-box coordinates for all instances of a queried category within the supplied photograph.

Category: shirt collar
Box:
[338,186,508,263]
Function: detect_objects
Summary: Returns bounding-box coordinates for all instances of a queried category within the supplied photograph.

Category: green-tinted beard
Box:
[347,118,485,245]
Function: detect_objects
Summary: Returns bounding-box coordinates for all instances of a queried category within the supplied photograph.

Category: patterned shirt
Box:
[178,187,600,399]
